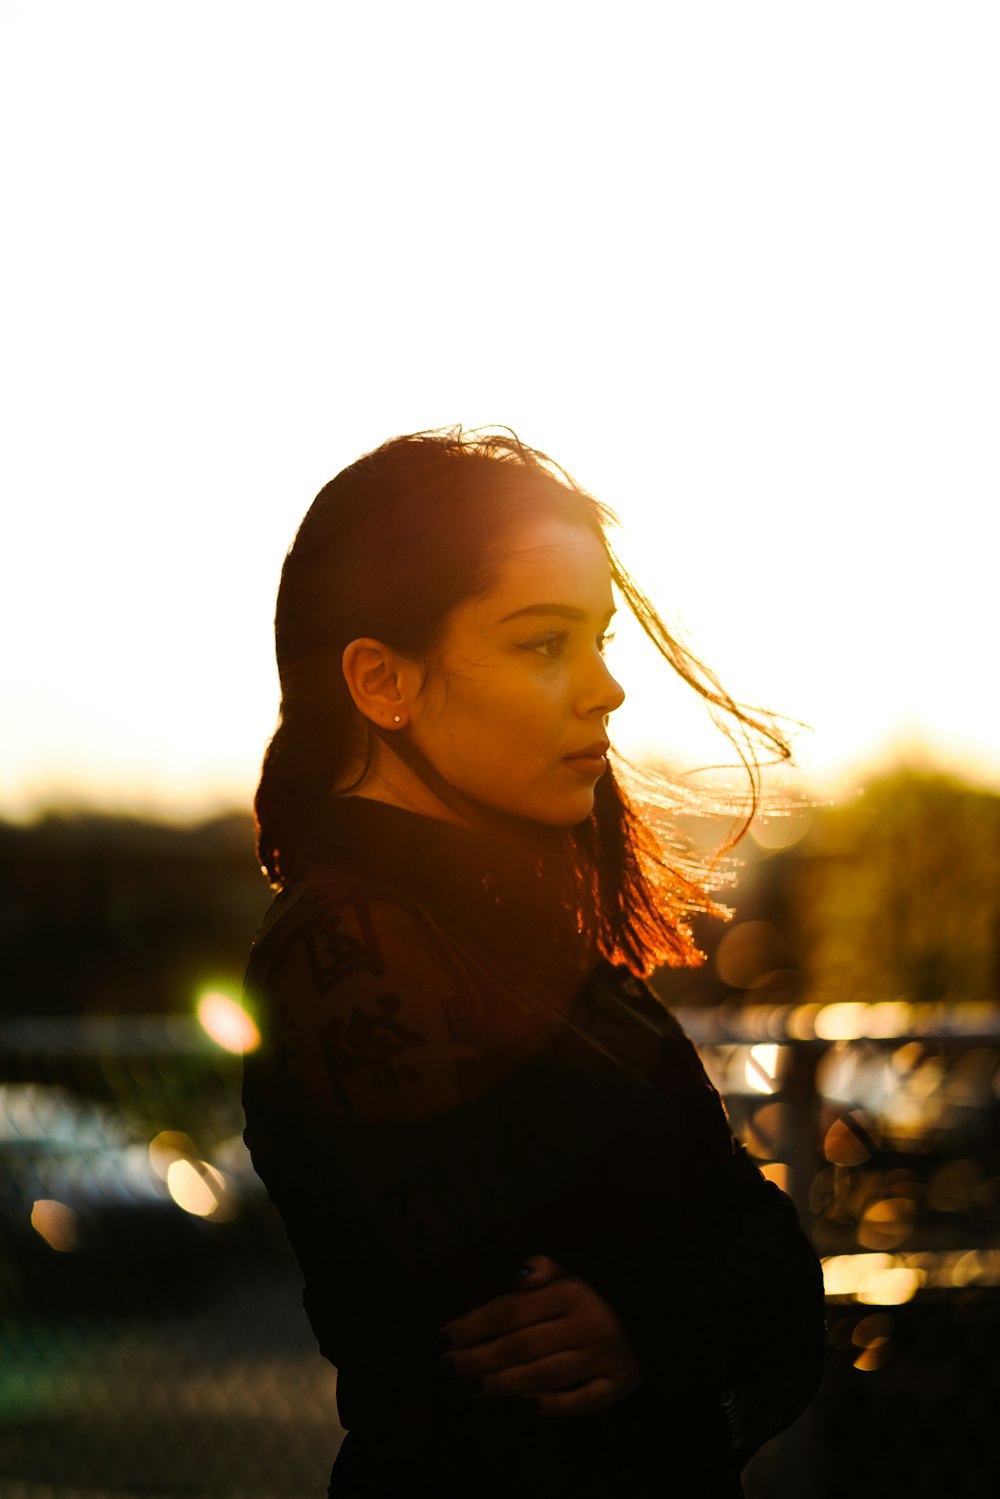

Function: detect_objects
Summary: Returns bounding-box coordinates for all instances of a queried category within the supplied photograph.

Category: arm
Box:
[411,955,824,1443]
[591,1138,826,1464]
[569,971,827,1465]
[435,1028,824,1447]
[242,882,546,1340]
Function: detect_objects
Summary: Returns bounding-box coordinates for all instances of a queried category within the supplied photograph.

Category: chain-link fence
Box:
[3,1002,999,1498]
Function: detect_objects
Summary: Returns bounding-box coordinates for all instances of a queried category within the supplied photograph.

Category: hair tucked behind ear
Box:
[255,427,792,975]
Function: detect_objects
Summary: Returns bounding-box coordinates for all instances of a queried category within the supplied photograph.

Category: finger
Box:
[446,1281,605,1362]
[474,1349,602,1400]
[527,1375,624,1419]
[437,1257,567,1348]
[446,1320,584,1378]
[441,1282,569,1351]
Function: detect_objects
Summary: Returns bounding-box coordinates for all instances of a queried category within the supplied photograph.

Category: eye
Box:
[597,630,616,655]
[520,631,568,660]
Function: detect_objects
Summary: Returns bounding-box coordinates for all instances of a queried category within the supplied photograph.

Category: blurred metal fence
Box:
[683,1001,1000,1499]
[2,1002,999,1498]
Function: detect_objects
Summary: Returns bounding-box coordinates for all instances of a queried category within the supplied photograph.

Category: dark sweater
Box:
[242,797,825,1497]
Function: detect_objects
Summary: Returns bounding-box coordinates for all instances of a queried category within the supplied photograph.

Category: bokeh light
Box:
[30,1198,77,1252]
[745,1043,780,1095]
[166,1158,231,1220]
[196,991,260,1055]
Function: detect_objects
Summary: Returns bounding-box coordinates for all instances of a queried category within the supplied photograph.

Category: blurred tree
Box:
[4,769,997,1023]
[794,770,1000,1004]
[0,814,269,1018]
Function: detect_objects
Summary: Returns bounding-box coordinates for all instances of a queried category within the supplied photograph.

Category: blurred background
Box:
[2,2,998,1496]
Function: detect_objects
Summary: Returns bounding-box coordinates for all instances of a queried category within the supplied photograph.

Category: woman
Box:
[242,429,825,1497]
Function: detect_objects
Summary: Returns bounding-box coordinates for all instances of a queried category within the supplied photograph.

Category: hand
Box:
[437,1254,642,1418]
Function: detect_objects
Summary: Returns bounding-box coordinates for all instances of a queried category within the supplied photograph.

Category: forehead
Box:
[479,518,613,617]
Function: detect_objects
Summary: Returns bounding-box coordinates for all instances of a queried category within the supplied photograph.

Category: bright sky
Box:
[3,1,998,821]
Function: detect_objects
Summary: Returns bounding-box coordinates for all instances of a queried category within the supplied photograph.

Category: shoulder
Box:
[246,873,465,996]
[582,959,738,1144]
[244,875,544,1122]
[584,959,703,1056]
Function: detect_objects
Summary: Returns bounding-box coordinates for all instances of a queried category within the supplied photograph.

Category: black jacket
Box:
[242,797,825,1496]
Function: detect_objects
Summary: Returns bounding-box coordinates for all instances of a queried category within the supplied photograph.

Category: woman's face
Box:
[406,517,626,826]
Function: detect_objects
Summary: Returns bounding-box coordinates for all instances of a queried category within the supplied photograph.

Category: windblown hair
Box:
[255,428,791,975]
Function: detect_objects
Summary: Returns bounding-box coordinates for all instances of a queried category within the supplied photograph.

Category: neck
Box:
[339,730,480,828]
[338,729,567,856]
[346,779,470,829]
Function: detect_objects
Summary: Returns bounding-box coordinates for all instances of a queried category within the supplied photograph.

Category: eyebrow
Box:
[498,603,616,625]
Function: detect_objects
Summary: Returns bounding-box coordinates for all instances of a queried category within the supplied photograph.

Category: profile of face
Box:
[344,518,626,827]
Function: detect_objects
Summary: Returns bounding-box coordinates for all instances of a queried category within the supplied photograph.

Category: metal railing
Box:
[3,1004,999,1498]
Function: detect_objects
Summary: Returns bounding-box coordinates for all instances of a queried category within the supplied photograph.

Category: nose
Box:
[579,652,626,719]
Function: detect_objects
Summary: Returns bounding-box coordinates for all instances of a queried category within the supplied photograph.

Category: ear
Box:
[341,638,416,730]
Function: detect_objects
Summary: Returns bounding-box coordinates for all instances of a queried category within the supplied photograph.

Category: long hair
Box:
[255,428,791,974]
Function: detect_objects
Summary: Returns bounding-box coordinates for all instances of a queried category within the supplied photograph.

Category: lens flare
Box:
[196,991,260,1054]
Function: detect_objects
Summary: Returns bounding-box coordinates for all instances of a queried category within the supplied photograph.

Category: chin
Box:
[528,795,597,829]
[474,785,596,830]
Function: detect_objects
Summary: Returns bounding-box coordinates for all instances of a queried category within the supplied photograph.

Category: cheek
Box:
[490,689,565,771]
[433,664,566,773]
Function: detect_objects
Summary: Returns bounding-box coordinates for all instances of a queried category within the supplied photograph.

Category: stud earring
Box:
[392,714,402,725]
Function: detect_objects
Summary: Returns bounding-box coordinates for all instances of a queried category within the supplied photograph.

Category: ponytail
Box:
[255,696,362,886]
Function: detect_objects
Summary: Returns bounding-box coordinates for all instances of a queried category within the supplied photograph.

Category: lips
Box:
[565,740,610,761]
[563,740,610,776]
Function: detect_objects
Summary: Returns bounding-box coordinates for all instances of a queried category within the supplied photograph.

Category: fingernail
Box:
[435,1355,457,1378]
[506,1263,533,1287]
[435,1330,451,1353]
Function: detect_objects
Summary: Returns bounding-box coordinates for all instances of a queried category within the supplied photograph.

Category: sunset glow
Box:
[3,3,997,820]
